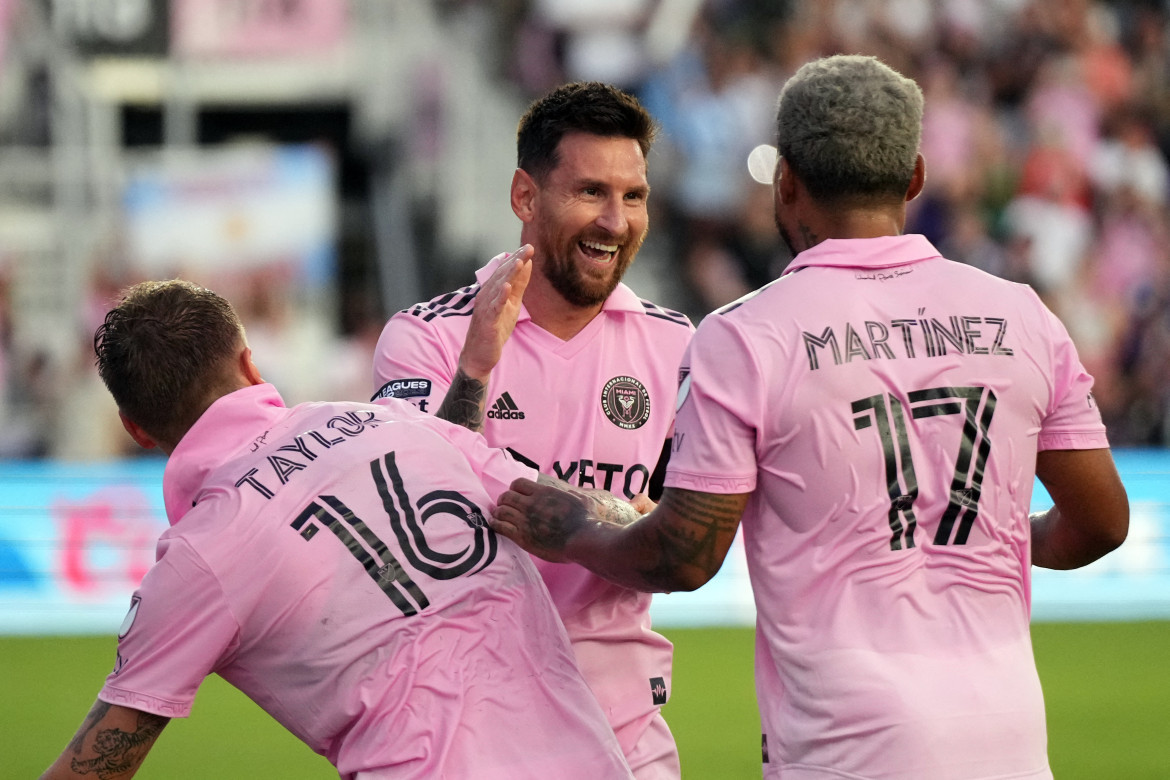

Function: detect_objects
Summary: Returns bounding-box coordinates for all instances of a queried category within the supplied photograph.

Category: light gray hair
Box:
[776,55,923,204]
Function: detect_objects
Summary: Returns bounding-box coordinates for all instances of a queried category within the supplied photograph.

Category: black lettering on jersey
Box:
[919,317,938,357]
[595,462,622,491]
[623,465,650,499]
[309,429,345,448]
[930,316,966,355]
[891,319,918,358]
[267,454,310,485]
[236,468,274,499]
[277,436,318,462]
[236,413,385,500]
[803,315,1015,370]
[328,410,379,436]
[844,324,872,362]
[961,316,989,355]
[987,317,1014,355]
[553,461,579,482]
[866,321,896,359]
[804,327,841,370]
[546,459,651,500]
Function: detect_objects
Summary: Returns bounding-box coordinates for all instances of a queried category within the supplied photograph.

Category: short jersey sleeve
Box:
[99,535,239,718]
[425,415,539,505]
[1033,291,1110,451]
[665,313,761,494]
[371,310,459,410]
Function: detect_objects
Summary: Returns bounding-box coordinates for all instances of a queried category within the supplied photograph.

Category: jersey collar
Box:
[163,383,288,525]
[476,251,645,321]
[781,234,942,276]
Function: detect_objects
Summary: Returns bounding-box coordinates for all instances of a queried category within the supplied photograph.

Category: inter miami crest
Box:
[601,375,651,430]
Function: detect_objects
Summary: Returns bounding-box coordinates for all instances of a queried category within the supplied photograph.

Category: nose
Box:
[594,195,628,237]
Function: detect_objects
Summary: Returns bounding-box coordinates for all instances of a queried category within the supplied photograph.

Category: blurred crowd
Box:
[1,0,1169,458]
[503,0,1170,446]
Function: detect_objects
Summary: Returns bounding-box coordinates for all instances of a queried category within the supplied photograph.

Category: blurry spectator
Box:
[1089,106,1169,212]
[1,349,57,459]
[509,0,656,95]
[1115,270,1170,444]
[640,7,782,314]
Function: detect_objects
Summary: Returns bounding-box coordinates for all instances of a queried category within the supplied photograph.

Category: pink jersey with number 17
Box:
[100,383,633,780]
[666,235,1108,780]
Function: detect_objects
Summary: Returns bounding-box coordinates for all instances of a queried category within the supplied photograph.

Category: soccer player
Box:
[372,82,693,778]
[490,56,1130,779]
[41,280,633,780]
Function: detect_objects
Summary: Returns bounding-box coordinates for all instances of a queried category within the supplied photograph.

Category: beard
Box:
[538,225,644,308]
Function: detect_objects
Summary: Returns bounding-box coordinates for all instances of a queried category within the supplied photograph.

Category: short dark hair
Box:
[516,81,657,181]
[94,279,245,445]
[776,55,924,205]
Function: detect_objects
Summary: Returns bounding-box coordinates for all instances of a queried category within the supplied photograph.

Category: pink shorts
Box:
[618,711,680,780]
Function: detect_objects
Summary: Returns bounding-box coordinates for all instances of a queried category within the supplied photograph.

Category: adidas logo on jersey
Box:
[487,392,525,420]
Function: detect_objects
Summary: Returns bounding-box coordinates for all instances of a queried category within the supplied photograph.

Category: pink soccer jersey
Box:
[373,252,694,756]
[101,384,633,780]
[666,235,1107,779]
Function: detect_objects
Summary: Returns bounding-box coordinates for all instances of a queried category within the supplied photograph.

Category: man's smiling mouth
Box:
[580,239,618,263]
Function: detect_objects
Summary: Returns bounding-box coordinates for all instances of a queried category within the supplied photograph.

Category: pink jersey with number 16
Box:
[373,251,694,758]
[100,383,633,780]
[666,235,1108,780]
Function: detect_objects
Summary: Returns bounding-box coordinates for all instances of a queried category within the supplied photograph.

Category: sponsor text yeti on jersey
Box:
[507,446,654,499]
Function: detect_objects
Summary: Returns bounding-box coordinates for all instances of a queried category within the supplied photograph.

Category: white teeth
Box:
[582,240,619,253]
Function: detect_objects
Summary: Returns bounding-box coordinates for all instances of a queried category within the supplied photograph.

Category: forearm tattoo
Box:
[68,701,167,778]
[638,490,743,588]
[436,368,488,431]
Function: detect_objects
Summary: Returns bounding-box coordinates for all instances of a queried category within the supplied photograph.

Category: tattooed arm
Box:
[491,476,749,592]
[436,367,490,430]
[436,246,532,432]
[41,699,169,780]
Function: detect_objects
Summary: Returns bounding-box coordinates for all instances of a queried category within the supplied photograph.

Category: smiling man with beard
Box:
[371,82,693,779]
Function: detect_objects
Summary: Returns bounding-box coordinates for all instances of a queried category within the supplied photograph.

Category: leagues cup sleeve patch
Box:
[601,376,651,430]
[373,377,433,402]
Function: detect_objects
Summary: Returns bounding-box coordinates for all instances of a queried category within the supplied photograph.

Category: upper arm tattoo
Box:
[67,700,169,779]
[436,368,488,431]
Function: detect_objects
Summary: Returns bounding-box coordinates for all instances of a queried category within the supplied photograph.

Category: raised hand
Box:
[437,246,533,430]
[459,245,533,382]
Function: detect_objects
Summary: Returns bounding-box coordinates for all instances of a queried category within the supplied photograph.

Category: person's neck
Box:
[522,274,605,341]
[800,206,908,252]
[836,207,907,238]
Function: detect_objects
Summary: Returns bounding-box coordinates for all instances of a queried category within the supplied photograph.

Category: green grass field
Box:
[9,622,1169,778]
